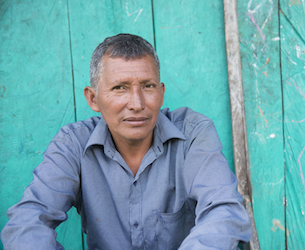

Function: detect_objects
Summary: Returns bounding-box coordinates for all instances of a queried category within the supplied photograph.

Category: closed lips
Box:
[124,117,148,121]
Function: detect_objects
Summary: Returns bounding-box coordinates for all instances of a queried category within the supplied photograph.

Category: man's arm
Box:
[180,120,252,249]
[1,128,81,250]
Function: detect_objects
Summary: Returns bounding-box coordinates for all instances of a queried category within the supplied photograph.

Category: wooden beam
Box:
[223,0,260,249]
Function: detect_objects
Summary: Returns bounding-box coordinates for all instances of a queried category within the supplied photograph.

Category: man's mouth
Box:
[124,117,148,121]
[123,117,149,126]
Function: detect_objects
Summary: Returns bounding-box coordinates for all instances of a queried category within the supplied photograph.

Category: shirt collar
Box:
[154,110,186,143]
[83,116,109,155]
[83,111,186,156]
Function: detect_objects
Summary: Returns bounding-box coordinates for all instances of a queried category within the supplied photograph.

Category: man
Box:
[1,34,252,249]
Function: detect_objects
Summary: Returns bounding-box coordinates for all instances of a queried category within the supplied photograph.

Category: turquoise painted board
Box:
[153,0,234,172]
[68,0,154,122]
[0,0,81,249]
[237,0,285,249]
[280,0,305,248]
[4,0,305,249]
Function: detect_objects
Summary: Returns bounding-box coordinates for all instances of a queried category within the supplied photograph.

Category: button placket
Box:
[129,179,143,248]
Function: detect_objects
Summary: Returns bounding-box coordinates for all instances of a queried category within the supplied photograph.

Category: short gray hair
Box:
[90,34,160,92]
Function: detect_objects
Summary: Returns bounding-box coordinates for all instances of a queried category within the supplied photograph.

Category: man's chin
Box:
[121,130,154,144]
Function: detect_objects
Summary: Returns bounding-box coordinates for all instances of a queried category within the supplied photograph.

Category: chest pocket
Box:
[154,201,195,250]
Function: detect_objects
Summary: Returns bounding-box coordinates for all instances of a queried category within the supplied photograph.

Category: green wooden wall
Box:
[237,0,285,248]
[238,0,305,249]
[0,0,304,249]
[280,0,305,248]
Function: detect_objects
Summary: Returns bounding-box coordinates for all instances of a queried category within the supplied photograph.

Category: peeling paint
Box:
[271,219,285,232]
[289,57,297,65]
[262,178,283,186]
[289,0,301,5]
[292,119,305,123]
[125,3,143,23]
[298,145,305,190]
[257,105,268,123]
[261,1,273,31]
[292,79,305,99]
[247,11,266,40]
[296,45,301,58]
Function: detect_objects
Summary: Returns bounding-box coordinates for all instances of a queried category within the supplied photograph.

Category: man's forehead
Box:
[101,55,158,72]
[102,54,154,64]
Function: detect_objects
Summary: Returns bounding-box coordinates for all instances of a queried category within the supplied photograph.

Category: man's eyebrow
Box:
[114,79,156,84]
[110,77,158,86]
[111,80,130,85]
[140,79,155,84]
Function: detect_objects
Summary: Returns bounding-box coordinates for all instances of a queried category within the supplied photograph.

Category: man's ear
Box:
[84,86,100,112]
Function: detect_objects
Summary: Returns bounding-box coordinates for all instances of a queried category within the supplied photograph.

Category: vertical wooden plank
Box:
[153,0,235,171]
[280,0,305,248]
[0,1,81,249]
[223,0,260,248]
[68,0,154,122]
[237,0,285,249]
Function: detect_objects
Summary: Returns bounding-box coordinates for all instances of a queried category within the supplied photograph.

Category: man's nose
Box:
[127,86,145,111]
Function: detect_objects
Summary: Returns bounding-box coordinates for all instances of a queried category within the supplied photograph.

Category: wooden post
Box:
[223,0,260,249]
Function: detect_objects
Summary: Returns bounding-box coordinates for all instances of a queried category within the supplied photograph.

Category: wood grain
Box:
[153,0,235,171]
[280,0,305,248]
[0,0,81,249]
[237,0,285,249]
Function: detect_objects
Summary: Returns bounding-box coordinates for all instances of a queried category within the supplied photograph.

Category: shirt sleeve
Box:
[1,128,81,250]
[180,120,252,250]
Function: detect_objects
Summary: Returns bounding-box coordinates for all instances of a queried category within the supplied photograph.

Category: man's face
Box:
[89,55,165,146]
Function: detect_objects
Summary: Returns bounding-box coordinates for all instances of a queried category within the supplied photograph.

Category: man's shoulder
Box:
[160,107,213,134]
[160,107,222,154]
[64,116,102,132]
[51,116,104,149]
[57,116,102,136]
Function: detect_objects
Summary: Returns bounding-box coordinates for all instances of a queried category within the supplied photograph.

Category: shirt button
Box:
[134,222,139,228]
[133,181,137,186]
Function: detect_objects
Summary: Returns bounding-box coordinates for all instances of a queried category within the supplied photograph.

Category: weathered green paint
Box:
[154,0,234,171]
[280,0,305,248]
[0,0,81,249]
[237,0,285,249]
[1,0,305,249]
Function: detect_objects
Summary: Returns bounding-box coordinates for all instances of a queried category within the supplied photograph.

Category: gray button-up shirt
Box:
[1,107,252,249]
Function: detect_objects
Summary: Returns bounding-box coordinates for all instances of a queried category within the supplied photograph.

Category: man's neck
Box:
[112,133,153,176]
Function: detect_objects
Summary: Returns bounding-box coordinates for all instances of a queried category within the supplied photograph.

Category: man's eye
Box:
[145,84,155,88]
[113,86,124,90]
